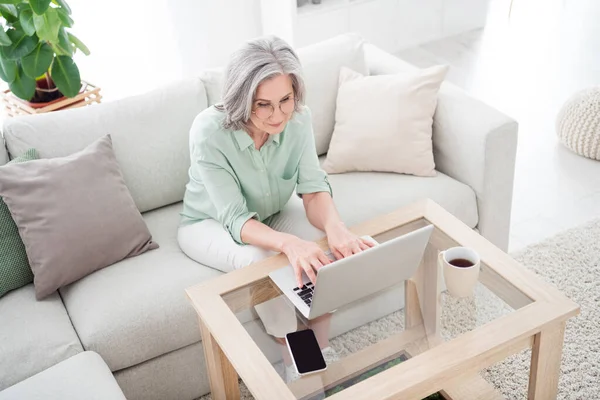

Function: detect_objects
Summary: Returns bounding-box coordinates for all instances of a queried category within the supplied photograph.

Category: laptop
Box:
[269,224,434,320]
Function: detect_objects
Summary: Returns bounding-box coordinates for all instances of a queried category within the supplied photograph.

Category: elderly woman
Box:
[178,35,374,286]
[179,35,375,382]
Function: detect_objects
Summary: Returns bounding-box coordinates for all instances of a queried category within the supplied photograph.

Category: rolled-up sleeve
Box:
[196,142,258,245]
[296,108,333,198]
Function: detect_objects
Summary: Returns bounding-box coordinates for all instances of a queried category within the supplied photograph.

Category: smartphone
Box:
[285,329,327,375]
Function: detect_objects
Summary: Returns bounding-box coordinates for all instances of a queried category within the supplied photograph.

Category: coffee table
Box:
[186,199,579,400]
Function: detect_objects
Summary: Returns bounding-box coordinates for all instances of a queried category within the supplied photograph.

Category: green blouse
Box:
[181,105,332,244]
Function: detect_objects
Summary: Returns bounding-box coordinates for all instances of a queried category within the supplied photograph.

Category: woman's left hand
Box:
[326,223,376,260]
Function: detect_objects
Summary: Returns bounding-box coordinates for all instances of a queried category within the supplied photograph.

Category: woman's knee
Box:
[235,246,275,270]
[177,220,275,272]
[177,224,198,258]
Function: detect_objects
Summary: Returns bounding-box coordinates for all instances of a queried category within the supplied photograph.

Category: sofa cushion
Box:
[1,78,207,213]
[59,203,222,372]
[199,33,368,156]
[327,168,478,228]
[298,33,368,156]
[0,285,83,390]
[199,68,223,109]
[0,352,126,400]
[269,162,478,240]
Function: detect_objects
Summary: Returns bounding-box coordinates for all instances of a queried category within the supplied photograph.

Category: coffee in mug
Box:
[439,247,480,297]
[448,258,474,268]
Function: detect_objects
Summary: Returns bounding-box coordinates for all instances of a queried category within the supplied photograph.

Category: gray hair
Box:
[218,35,305,131]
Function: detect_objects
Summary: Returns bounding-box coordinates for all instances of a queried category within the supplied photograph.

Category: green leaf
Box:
[16,3,30,12]
[51,55,80,97]
[3,29,38,60]
[49,27,72,56]
[9,65,36,101]
[33,7,61,41]
[0,0,21,4]
[49,42,69,57]
[0,4,18,22]
[0,28,12,45]
[52,0,71,14]
[67,32,89,56]
[19,9,37,36]
[55,7,73,27]
[22,42,52,78]
[29,0,52,15]
[0,51,17,82]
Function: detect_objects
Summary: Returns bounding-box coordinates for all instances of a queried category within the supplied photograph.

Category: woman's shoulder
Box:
[285,105,312,133]
[190,106,228,145]
[291,104,312,124]
[284,105,313,142]
[191,106,226,134]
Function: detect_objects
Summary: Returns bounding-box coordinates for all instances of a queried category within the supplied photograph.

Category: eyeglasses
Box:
[252,96,295,120]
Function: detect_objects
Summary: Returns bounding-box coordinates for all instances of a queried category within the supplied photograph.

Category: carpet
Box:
[482,218,600,399]
[199,219,600,399]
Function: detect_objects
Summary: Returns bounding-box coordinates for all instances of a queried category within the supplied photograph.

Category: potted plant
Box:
[0,0,90,106]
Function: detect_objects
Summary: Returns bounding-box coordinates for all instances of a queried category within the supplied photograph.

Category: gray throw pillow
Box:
[0,135,158,300]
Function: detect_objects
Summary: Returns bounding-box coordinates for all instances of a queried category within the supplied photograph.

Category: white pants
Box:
[177,219,276,273]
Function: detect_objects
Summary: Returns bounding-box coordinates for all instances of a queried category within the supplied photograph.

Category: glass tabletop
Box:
[220,219,533,400]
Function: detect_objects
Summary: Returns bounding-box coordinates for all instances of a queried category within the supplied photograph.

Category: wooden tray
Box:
[1,81,102,117]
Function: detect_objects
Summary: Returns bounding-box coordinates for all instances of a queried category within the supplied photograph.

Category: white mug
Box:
[439,247,480,298]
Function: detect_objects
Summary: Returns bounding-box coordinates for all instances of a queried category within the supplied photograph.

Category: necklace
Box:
[248,130,268,148]
[255,132,268,143]
[245,122,269,149]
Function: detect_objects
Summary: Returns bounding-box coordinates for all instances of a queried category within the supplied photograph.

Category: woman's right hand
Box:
[281,236,331,287]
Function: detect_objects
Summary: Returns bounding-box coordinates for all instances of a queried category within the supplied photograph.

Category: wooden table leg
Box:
[528,322,566,400]
[410,244,441,336]
[404,292,505,400]
[404,279,421,329]
[199,319,240,400]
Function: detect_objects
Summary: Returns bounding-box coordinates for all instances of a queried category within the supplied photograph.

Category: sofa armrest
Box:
[364,44,518,251]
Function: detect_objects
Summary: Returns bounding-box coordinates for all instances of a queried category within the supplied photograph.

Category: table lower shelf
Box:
[286,323,505,400]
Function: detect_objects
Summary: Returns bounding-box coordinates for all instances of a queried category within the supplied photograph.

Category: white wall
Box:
[273,0,491,54]
[166,0,263,75]
[62,0,489,101]
[67,0,262,101]
[260,0,296,45]
[68,0,182,100]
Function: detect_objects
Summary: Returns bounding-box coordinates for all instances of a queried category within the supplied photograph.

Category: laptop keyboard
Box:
[293,282,314,307]
[292,250,336,307]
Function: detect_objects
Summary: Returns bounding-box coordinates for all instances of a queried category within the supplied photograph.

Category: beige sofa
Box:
[0,34,517,400]
[0,352,126,400]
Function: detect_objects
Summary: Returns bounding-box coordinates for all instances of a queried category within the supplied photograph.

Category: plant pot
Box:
[28,77,65,108]
[27,91,68,109]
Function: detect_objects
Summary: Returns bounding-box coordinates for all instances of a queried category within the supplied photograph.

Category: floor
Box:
[397,0,600,252]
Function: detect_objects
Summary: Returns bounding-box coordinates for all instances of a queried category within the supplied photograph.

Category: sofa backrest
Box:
[200,33,368,156]
[2,78,207,213]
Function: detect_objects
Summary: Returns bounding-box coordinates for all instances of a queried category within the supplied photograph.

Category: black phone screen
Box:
[286,329,327,374]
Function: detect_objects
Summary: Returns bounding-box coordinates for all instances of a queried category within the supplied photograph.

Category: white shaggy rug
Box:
[200,219,600,399]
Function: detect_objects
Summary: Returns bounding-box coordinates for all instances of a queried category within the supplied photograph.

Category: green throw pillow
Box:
[0,148,39,298]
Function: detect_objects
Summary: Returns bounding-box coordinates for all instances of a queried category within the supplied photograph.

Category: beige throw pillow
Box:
[322,65,449,177]
[0,135,158,300]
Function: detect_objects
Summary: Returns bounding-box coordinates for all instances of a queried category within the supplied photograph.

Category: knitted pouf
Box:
[556,86,600,160]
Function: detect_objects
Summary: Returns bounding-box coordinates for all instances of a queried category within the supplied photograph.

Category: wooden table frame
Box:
[186,199,579,400]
